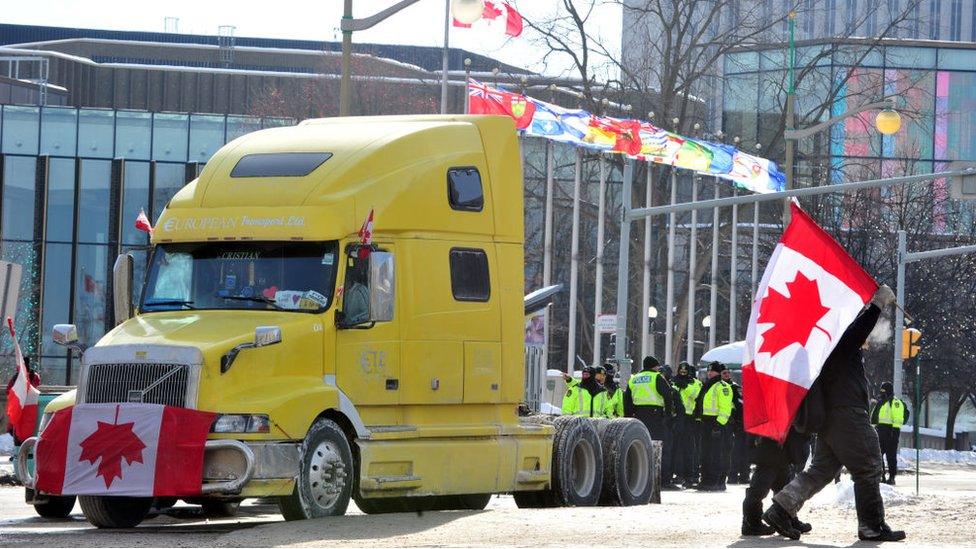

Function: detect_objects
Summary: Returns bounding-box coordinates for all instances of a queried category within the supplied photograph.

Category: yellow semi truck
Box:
[18,115,655,527]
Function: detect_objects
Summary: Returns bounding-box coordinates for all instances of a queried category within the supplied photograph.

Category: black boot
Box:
[791,516,813,534]
[742,519,776,536]
[762,502,801,540]
[858,523,906,542]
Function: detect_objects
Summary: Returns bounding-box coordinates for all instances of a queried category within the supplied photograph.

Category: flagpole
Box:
[709,180,720,350]
[752,200,761,303]
[729,189,739,342]
[640,164,654,360]
[686,175,698,364]
[567,149,583,374]
[543,142,554,372]
[593,154,607,366]
[664,171,677,367]
[441,0,451,114]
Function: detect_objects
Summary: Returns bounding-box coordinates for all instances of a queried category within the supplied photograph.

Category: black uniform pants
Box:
[773,407,885,533]
[729,425,751,482]
[637,409,673,483]
[700,418,727,486]
[876,425,900,481]
[742,431,811,525]
[672,414,699,483]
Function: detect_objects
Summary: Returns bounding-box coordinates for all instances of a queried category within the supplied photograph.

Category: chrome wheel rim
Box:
[308,440,347,510]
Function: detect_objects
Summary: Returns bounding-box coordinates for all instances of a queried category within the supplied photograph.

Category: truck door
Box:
[335,244,400,408]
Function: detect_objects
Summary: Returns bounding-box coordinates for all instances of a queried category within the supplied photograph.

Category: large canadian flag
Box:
[35,403,215,497]
[5,318,38,441]
[742,202,877,442]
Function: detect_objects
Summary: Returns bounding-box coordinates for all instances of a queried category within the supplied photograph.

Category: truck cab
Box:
[27,115,558,526]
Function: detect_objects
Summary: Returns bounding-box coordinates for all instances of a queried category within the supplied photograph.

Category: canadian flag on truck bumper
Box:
[742,203,877,442]
[36,403,216,496]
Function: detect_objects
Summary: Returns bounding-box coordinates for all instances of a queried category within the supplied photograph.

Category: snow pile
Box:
[0,433,12,456]
[812,478,917,509]
[540,402,561,415]
[898,448,976,466]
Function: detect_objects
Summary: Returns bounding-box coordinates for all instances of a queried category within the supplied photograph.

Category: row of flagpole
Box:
[533,137,766,372]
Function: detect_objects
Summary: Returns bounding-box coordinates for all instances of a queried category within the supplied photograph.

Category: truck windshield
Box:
[141,241,339,313]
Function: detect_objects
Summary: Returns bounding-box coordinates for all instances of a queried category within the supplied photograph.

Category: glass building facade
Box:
[723,42,976,190]
[0,106,293,385]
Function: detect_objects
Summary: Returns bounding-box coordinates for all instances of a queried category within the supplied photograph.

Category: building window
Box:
[846,0,858,34]
[447,167,484,212]
[803,0,815,36]
[449,248,490,302]
[867,3,878,35]
[826,0,838,35]
[950,0,962,40]
[930,0,942,39]
[912,3,921,37]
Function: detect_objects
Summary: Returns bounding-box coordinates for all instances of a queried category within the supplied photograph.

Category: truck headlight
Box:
[212,414,270,433]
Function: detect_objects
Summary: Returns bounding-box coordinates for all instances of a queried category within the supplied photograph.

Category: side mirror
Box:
[52,324,85,355]
[368,252,395,322]
[221,326,282,373]
[113,253,134,324]
[52,324,79,347]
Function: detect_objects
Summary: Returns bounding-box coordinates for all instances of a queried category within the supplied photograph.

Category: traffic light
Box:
[902,328,921,359]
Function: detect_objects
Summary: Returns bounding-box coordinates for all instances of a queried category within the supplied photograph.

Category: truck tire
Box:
[355,494,490,514]
[79,496,153,528]
[278,418,353,521]
[551,416,603,506]
[34,495,76,518]
[599,418,653,506]
[513,415,578,508]
[201,500,241,517]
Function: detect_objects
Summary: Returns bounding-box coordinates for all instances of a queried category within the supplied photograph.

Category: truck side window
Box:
[447,168,483,212]
[342,253,371,325]
[449,248,490,302]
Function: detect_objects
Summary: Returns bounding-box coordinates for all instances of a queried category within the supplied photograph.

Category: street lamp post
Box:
[339,0,482,116]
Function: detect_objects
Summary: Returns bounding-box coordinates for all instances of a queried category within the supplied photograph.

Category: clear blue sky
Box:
[2,0,621,78]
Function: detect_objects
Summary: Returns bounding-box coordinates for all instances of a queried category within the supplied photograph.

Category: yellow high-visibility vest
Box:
[878,398,906,429]
[628,371,665,407]
[679,379,703,415]
[702,380,733,425]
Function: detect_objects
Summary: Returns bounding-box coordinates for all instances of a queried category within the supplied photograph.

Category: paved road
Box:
[1,463,974,547]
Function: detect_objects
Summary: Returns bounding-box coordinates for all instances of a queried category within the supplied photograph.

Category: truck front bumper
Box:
[16,437,296,496]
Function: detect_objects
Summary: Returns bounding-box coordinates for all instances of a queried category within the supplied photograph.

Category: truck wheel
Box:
[552,416,603,506]
[513,415,577,508]
[600,418,653,506]
[453,493,491,510]
[201,500,241,517]
[354,496,405,514]
[278,418,353,521]
[34,495,76,518]
[79,496,153,528]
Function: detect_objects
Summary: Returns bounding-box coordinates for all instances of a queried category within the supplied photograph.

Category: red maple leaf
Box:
[757,272,832,356]
[79,419,146,488]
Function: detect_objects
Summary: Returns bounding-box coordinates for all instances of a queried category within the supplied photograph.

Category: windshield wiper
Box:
[216,295,282,309]
[144,299,196,309]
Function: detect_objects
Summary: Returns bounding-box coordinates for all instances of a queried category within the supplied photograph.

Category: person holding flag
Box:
[743,202,904,542]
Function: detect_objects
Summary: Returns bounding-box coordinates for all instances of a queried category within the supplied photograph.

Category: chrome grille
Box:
[85,363,189,407]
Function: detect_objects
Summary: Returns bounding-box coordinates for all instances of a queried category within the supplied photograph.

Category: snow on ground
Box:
[899,447,976,468]
[810,478,918,509]
[0,434,12,456]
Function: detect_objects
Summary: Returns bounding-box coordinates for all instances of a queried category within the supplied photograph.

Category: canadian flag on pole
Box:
[35,403,215,496]
[453,1,523,37]
[5,318,38,442]
[135,208,153,235]
[742,202,877,442]
[357,208,374,260]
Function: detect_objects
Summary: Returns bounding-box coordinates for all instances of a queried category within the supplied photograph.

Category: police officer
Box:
[671,362,703,487]
[563,365,611,418]
[602,362,625,418]
[694,361,734,491]
[724,367,750,484]
[625,355,678,489]
[871,381,909,485]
